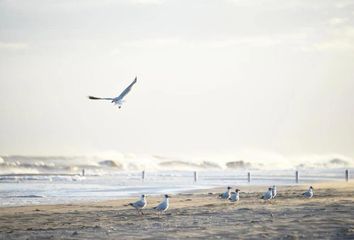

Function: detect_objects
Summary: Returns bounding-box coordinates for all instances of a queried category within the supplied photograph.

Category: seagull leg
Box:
[139,210,143,217]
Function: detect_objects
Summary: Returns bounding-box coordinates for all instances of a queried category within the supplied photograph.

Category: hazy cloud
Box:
[1,0,354,156]
[0,42,28,50]
[328,18,348,26]
[128,0,164,5]
[314,26,354,52]
[112,33,308,52]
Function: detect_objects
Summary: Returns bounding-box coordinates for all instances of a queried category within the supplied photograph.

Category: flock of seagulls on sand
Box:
[128,186,314,215]
[218,186,241,202]
[128,194,169,215]
[219,185,313,202]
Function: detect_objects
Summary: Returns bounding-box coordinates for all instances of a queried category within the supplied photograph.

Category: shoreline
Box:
[0,180,351,209]
[1,179,350,208]
[1,181,353,239]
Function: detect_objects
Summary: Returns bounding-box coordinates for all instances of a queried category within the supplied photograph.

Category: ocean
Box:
[0,155,352,206]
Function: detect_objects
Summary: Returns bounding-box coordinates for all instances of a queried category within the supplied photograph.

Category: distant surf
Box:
[0,153,352,207]
[0,153,353,175]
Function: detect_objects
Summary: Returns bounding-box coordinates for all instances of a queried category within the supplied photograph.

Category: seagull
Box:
[229,189,240,202]
[154,194,170,214]
[261,187,273,201]
[128,194,147,215]
[219,186,232,199]
[88,77,137,109]
[272,185,277,199]
[303,186,314,198]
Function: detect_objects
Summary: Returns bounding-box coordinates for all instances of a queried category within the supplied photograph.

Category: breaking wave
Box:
[0,152,353,175]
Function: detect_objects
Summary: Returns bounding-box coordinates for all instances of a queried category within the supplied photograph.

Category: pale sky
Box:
[0,0,354,157]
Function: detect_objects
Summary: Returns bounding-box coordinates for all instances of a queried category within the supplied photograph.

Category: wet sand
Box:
[0,182,354,239]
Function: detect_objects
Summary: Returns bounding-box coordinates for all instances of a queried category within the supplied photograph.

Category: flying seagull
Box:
[88,77,137,108]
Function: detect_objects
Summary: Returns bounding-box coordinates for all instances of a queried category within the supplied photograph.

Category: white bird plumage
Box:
[88,77,137,109]
[261,187,273,201]
[129,194,147,215]
[229,189,240,202]
[303,186,314,198]
[272,185,277,199]
[219,186,232,199]
[154,194,170,213]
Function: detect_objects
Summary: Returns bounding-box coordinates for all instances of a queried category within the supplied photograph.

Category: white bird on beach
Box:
[261,187,273,201]
[303,186,314,198]
[88,77,137,109]
[128,194,147,215]
[272,185,277,199]
[154,194,170,213]
[219,186,232,199]
[229,189,240,202]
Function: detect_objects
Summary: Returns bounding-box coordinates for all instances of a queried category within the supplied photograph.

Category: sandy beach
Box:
[0,182,353,239]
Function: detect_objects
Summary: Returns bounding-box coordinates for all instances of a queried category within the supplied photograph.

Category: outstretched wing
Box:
[88,96,114,100]
[116,77,137,100]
